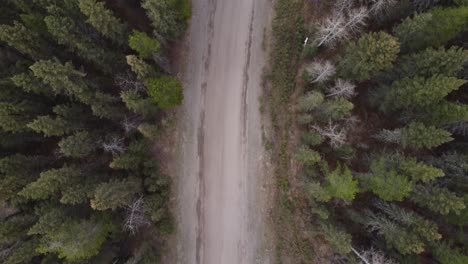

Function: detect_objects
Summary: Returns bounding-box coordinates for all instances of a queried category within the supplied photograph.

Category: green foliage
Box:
[128,30,160,59]
[399,158,445,183]
[141,0,190,38]
[37,215,115,261]
[296,145,321,165]
[58,131,96,157]
[91,177,141,210]
[338,32,400,81]
[78,0,127,45]
[400,122,453,149]
[120,89,159,118]
[394,47,468,78]
[381,75,466,112]
[110,140,149,170]
[419,101,468,126]
[365,156,413,201]
[11,72,54,96]
[411,185,466,215]
[297,91,324,112]
[324,164,358,202]
[320,224,352,255]
[317,97,353,121]
[19,166,80,200]
[0,101,36,133]
[301,130,325,146]
[138,123,159,139]
[393,6,468,52]
[0,21,46,58]
[126,55,154,80]
[145,76,183,109]
[432,242,468,264]
[27,115,74,137]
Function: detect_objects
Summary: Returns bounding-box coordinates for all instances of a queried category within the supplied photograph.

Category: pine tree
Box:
[365,210,426,255]
[317,97,353,121]
[27,115,75,137]
[145,76,183,109]
[121,89,159,118]
[91,177,142,210]
[338,31,400,81]
[0,21,47,59]
[297,91,324,112]
[90,92,125,120]
[419,101,468,126]
[394,47,468,78]
[30,60,94,103]
[399,158,445,183]
[393,6,468,52]
[381,75,466,112]
[126,55,155,80]
[432,242,468,264]
[141,0,189,38]
[19,166,80,200]
[44,14,119,72]
[0,101,36,133]
[11,72,54,96]
[365,156,413,201]
[399,122,453,149]
[128,30,161,59]
[78,0,128,45]
[320,223,352,255]
[58,131,96,157]
[296,146,321,165]
[110,140,149,170]
[411,184,466,215]
[37,215,116,261]
[324,164,358,201]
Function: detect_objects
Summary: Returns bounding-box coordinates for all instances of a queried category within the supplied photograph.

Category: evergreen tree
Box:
[128,30,161,59]
[126,55,155,80]
[400,122,453,149]
[110,140,149,170]
[411,184,466,215]
[432,242,468,264]
[338,31,400,81]
[78,0,128,45]
[37,215,116,261]
[11,72,54,96]
[324,164,358,202]
[27,115,75,137]
[145,76,183,109]
[296,145,321,165]
[419,101,468,126]
[393,6,468,52]
[320,224,352,255]
[394,46,468,78]
[90,92,125,120]
[19,166,80,200]
[399,158,445,183]
[0,101,36,133]
[365,156,413,201]
[91,177,142,210]
[317,97,353,121]
[121,89,159,118]
[141,0,189,38]
[381,75,466,112]
[297,91,324,112]
[30,60,94,103]
[58,131,96,157]
[0,21,47,59]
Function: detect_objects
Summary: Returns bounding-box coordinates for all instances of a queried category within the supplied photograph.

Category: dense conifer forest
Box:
[269,0,468,262]
[0,0,188,263]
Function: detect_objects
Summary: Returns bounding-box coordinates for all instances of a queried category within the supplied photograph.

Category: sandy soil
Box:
[172,0,275,263]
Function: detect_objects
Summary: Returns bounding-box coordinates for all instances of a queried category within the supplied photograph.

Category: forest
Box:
[268,0,468,263]
[0,0,188,263]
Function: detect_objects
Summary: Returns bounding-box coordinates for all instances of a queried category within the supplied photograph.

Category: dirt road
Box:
[174,0,274,263]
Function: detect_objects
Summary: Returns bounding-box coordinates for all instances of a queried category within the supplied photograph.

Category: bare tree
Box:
[102,136,126,154]
[334,0,355,14]
[312,121,347,148]
[121,116,140,134]
[352,247,397,264]
[124,197,149,235]
[368,0,397,15]
[114,72,145,92]
[306,60,336,83]
[316,7,368,47]
[327,79,356,98]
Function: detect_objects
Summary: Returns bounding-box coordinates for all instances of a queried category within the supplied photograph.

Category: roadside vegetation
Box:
[269,0,468,263]
[0,0,189,263]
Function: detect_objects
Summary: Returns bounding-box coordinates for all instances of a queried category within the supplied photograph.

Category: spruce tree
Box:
[141,0,189,38]
[381,75,466,112]
[324,164,358,202]
[296,145,321,165]
[58,131,96,157]
[411,185,466,215]
[0,21,47,59]
[145,76,183,109]
[338,31,400,81]
[128,30,161,59]
[126,55,155,80]
[121,89,159,118]
[78,0,128,45]
[393,6,468,52]
[91,177,142,210]
[27,115,75,137]
[400,122,453,149]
